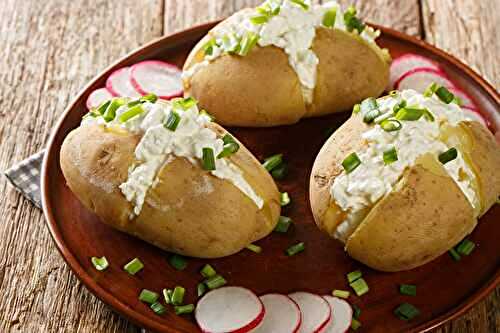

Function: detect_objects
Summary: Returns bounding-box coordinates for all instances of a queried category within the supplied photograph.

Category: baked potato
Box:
[310,88,500,272]
[60,96,281,258]
[183,0,391,127]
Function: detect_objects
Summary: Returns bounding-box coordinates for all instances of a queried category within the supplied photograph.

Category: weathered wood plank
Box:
[0,0,163,332]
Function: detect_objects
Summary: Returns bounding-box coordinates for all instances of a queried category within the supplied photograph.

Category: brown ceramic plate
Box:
[41,22,500,333]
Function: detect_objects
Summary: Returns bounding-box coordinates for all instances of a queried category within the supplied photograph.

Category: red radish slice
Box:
[86,88,113,109]
[130,60,183,99]
[448,87,475,108]
[395,67,455,92]
[288,292,331,333]
[106,67,142,98]
[195,286,264,333]
[251,294,302,333]
[390,54,441,89]
[321,296,353,333]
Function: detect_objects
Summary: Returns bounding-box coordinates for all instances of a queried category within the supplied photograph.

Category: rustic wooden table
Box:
[0,0,498,332]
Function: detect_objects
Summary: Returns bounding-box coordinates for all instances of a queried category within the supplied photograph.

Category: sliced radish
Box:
[321,296,353,333]
[447,87,475,108]
[106,67,142,98]
[395,67,455,92]
[195,286,264,333]
[390,54,441,89]
[288,292,331,333]
[86,88,113,110]
[251,294,301,333]
[130,60,183,99]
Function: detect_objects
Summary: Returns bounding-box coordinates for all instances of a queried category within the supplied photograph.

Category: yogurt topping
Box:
[331,89,480,242]
[82,99,264,216]
[182,0,382,104]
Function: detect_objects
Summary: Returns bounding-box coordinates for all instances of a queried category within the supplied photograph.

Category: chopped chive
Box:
[175,304,195,315]
[438,147,457,164]
[456,239,476,256]
[280,192,291,206]
[163,288,173,304]
[424,82,439,97]
[423,108,435,121]
[139,289,159,304]
[150,302,166,315]
[83,111,100,119]
[392,100,407,113]
[395,107,424,121]
[435,86,455,104]
[203,38,217,56]
[202,147,216,171]
[399,284,417,296]
[286,242,305,256]
[374,111,395,124]
[217,142,240,159]
[453,96,463,106]
[221,33,241,54]
[90,256,109,271]
[96,100,111,115]
[173,97,197,110]
[290,0,309,10]
[246,244,262,254]
[271,163,288,180]
[352,304,362,319]
[380,119,402,132]
[238,32,259,56]
[344,6,365,33]
[197,283,207,297]
[141,93,158,103]
[352,104,361,114]
[342,152,361,174]
[250,15,269,25]
[383,147,398,165]
[205,274,227,290]
[164,111,181,131]
[103,98,126,122]
[332,289,350,299]
[123,258,144,275]
[262,154,283,172]
[119,105,145,123]
[389,90,399,97]
[360,97,379,123]
[322,7,337,27]
[126,99,142,107]
[394,303,420,321]
[351,318,362,330]
[449,248,461,261]
[169,254,188,271]
[363,109,381,123]
[347,270,362,283]
[350,278,369,296]
[171,286,185,306]
[200,264,217,278]
[274,216,293,233]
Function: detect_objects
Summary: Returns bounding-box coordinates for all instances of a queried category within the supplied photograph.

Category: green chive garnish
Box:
[380,119,402,132]
[395,107,424,121]
[173,97,197,110]
[280,192,291,206]
[332,289,350,299]
[423,108,435,121]
[139,289,159,304]
[103,98,126,122]
[290,0,309,10]
[221,33,241,54]
[200,264,217,278]
[271,163,288,180]
[388,90,399,97]
[361,97,380,123]
[351,318,362,330]
[175,304,195,315]
[150,302,166,315]
[456,239,476,256]
[424,83,438,97]
[262,154,283,172]
[350,278,369,296]
[119,105,145,123]
[322,7,337,27]
[342,152,361,174]
[392,100,407,113]
[202,147,216,171]
[197,283,207,297]
[344,6,365,33]
[250,15,269,25]
[383,147,398,165]
[352,304,362,319]
[286,242,305,256]
[246,244,262,253]
[123,258,144,275]
[238,32,259,56]
[91,256,109,271]
[217,142,239,159]
[435,86,455,104]
[394,303,420,321]
[164,111,181,131]
[352,104,361,114]
[205,274,227,290]
[449,248,461,261]
[141,93,158,103]
[399,284,417,296]
[169,254,188,271]
[203,38,217,56]
[96,100,111,115]
[347,270,362,283]
[274,216,293,233]
[438,147,457,164]
[171,286,185,306]
[163,288,173,304]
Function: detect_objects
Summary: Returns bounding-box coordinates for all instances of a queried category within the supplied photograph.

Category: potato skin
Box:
[60,124,280,258]
[183,13,390,127]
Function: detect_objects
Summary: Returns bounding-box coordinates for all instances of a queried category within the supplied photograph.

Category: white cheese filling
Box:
[82,100,264,216]
[331,89,481,242]
[182,0,381,104]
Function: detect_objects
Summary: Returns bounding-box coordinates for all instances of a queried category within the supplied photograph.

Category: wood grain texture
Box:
[0,0,497,332]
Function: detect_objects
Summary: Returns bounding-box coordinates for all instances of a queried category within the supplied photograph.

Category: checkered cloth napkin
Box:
[4,150,45,208]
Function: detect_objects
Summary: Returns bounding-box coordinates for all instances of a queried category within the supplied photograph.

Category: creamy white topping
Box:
[182,0,381,104]
[82,100,263,216]
[331,89,480,242]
